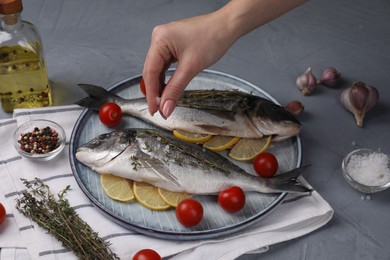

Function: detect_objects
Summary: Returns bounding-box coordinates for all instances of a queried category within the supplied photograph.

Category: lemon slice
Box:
[203,136,240,151]
[228,136,272,161]
[173,129,212,143]
[100,174,134,202]
[133,182,171,210]
[158,188,192,207]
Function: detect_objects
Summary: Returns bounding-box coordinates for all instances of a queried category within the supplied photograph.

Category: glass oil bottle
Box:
[0,0,51,112]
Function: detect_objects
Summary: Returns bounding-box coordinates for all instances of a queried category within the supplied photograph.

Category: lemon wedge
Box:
[173,129,212,143]
[158,188,192,207]
[133,182,171,210]
[100,174,134,202]
[203,136,240,151]
[228,136,272,161]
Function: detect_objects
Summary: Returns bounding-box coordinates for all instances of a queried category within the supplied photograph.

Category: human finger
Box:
[159,62,199,118]
[142,47,166,116]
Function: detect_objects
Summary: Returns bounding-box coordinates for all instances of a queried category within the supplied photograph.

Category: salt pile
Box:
[346,152,390,186]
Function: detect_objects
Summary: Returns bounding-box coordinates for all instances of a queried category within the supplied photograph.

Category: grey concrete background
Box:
[1,0,390,259]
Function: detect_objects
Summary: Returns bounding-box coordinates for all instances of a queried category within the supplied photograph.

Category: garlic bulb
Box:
[340,81,379,127]
[318,67,341,87]
[296,67,317,96]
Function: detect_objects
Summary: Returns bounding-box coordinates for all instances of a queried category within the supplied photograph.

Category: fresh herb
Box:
[142,140,154,153]
[15,178,119,260]
[131,156,142,170]
[138,129,231,175]
[178,89,253,111]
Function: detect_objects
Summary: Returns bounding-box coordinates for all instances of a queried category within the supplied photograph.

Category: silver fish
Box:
[76,129,311,194]
[76,84,302,141]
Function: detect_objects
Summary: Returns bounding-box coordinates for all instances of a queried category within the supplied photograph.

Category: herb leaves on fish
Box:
[137,129,232,175]
[131,156,142,170]
[178,89,253,111]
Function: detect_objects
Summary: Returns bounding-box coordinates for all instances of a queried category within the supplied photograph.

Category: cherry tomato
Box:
[98,102,122,127]
[133,249,161,260]
[176,198,203,227]
[218,186,245,213]
[140,77,146,96]
[253,152,279,178]
[140,77,168,97]
[0,203,6,225]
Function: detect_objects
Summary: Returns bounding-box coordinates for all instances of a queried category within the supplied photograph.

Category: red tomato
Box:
[218,186,245,213]
[0,203,6,225]
[140,77,146,96]
[98,102,122,127]
[253,152,279,178]
[133,249,161,260]
[176,198,203,227]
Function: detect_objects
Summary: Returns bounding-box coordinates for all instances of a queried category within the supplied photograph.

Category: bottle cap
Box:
[0,0,23,15]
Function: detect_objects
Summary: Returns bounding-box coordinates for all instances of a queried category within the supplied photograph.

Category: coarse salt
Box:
[346,152,390,186]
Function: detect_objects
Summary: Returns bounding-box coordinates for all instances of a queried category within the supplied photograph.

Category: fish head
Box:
[252,118,302,141]
[248,99,302,141]
[75,130,136,168]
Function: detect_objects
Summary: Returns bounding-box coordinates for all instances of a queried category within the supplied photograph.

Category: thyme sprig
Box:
[138,129,232,175]
[179,89,252,111]
[15,178,119,260]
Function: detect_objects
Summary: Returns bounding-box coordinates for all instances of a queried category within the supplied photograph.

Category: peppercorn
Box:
[18,126,61,154]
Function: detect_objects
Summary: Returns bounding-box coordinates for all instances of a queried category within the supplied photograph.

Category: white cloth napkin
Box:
[0,105,334,260]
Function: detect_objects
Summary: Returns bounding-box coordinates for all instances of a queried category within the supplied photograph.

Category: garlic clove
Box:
[318,67,341,87]
[296,67,317,96]
[340,81,379,127]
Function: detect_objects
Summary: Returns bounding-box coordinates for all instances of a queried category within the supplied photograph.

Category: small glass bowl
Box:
[14,119,66,161]
[342,148,390,193]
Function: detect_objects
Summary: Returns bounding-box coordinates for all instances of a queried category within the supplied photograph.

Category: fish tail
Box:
[269,165,313,193]
[76,84,122,111]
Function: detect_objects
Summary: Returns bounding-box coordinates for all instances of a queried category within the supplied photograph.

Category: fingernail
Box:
[162,99,175,118]
[149,109,155,117]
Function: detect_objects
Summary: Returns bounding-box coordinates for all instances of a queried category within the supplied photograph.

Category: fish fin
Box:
[75,84,121,110]
[78,84,115,99]
[275,165,311,182]
[137,153,180,186]
[270,165,313,193]
[75,96,103,111]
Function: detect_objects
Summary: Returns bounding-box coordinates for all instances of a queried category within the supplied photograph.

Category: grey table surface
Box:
[1,0,390,259]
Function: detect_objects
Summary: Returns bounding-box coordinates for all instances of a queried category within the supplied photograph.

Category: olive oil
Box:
[0,0,52,112]
[0,45,51,111]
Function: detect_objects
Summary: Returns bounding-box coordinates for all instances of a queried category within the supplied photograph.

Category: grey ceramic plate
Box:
[69,69,302,240]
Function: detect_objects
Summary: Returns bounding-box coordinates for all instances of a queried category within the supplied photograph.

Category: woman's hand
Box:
[142,12,235,118]
[142,0,307,118]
